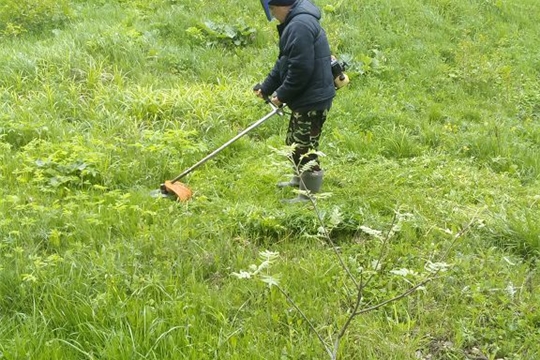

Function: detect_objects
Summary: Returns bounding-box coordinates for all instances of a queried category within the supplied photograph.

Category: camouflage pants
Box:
[285,109,328,171]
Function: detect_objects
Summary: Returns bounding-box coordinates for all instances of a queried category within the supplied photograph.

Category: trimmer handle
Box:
[168,101,284,184]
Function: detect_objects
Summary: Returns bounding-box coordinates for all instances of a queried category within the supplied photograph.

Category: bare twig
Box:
[282,152,482,359]
[330,213,399,359]
[354,278,431,316]
[289,156,360,287]
[274,283,333,358]
[361,212,399,290]
[324,206,478,359]
[331,274,365,359]
[310,201,360,288]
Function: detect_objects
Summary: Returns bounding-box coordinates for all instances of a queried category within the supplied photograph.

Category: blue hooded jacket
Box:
[260,0,335,112]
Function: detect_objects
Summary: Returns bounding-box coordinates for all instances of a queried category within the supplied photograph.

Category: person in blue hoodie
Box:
[255,0,336,203]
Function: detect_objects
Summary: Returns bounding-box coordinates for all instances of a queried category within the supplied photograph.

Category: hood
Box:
[285,0,321,23]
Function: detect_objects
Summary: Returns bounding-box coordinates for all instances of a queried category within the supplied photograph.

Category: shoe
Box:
[277,175,300,188]
[282,170,324,204]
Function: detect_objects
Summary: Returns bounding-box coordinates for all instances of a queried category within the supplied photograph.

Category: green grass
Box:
[1,0,540,359]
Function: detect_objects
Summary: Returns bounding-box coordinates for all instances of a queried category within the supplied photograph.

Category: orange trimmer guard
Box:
[163,180,193,202]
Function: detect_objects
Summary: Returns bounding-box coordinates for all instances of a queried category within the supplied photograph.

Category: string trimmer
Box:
[154,99,285,201]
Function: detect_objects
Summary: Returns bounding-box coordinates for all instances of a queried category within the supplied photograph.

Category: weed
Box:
[0,0,72,37]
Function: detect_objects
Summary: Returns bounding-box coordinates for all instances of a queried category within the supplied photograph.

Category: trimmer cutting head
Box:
[160,181,193,202]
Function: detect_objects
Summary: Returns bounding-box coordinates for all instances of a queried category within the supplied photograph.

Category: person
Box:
[254,0,336,203]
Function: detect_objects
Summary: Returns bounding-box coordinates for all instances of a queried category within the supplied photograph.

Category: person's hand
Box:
[270,95,283,107]
[253,83,264,99]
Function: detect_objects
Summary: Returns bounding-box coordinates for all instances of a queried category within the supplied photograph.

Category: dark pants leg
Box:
[285,109,328,171]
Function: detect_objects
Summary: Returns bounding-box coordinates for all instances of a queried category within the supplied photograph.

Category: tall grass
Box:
[1,0,540,359]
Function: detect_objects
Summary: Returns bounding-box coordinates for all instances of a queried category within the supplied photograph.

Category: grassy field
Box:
[1,0,540,359]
